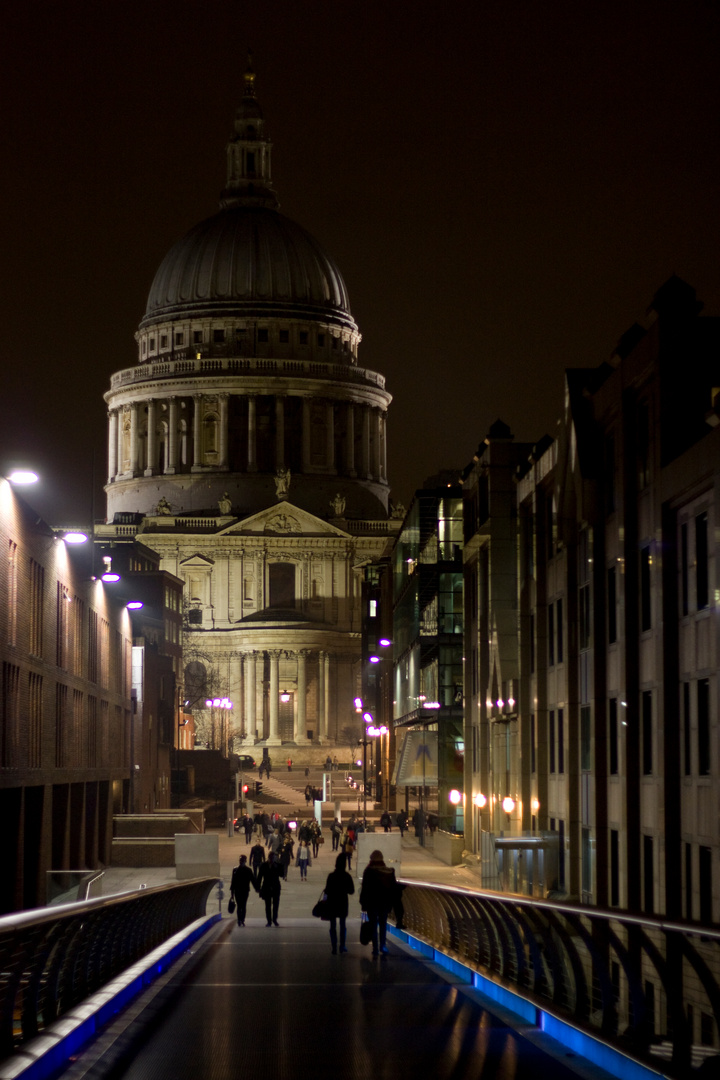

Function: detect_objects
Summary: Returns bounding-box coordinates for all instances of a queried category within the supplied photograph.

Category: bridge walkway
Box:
[57,832,618,1080]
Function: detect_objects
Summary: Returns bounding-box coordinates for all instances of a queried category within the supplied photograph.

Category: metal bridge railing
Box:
[396,881,720,1079]
[0,877,219,1061]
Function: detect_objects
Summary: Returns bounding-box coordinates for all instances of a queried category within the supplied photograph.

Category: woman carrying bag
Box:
[323,852,354,954]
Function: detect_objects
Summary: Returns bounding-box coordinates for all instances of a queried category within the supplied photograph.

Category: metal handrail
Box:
[396,881,720,1079]
[0,877,219,1060]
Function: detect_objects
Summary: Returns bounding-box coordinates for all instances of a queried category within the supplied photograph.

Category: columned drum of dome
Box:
[105,62,390,523]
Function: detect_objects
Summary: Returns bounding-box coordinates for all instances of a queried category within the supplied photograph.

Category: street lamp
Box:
[205,697,234,755]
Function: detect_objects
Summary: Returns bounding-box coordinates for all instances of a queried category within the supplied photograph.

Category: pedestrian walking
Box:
[324,852,354,954]
[360,849,397,956]
[230,854,257,927]
[342,827,356,870]
[244,814,253,843]
[296,840,312,880]
[249,839,265,883]
[331,818,343,851]
[279,833,294,880]
[310,820,323,858]
[257,851,283,926]
[380,810,392,832]
[287,757,293,771]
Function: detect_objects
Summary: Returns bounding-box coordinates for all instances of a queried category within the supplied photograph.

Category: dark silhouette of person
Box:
[257,851,283,926]
[249,839,266,883]
[230,854,257,926]
[360,849,397,956]
[324,852,354,954]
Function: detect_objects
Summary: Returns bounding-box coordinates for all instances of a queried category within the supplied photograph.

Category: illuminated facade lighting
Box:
[502,796,515,814]
[448,789,462,805]
[474,792,487,808]
[7,470,38,485]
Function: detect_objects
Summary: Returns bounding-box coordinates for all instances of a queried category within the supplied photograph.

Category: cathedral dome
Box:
[140,206,356,332]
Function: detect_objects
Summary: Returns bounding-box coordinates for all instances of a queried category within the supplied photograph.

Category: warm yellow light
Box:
[474,792,487,808]
[502,796,515,814]
[448,789,462,805]
[531,797,540,812]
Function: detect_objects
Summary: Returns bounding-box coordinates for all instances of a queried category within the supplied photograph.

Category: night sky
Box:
[2,2,718,527]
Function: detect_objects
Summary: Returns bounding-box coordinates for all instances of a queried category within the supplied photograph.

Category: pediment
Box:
[221,501,350,538]
[179,552,216,568]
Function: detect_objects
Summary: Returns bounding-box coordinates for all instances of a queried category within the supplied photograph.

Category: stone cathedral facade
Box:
[100,63,399,749]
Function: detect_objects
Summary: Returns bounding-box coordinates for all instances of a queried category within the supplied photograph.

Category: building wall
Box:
[0,480,133,912]
[463,279,720,919]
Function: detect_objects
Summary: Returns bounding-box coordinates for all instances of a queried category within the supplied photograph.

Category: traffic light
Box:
[255,780,263,795]
[242,783,249,795]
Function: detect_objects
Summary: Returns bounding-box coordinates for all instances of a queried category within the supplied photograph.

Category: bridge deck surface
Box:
[60,817,615,1080]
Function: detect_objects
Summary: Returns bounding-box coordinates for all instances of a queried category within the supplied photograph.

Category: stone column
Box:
[275,396,285,468]
[295,650,308,743]
[326,401,335,471]
[324,651,331,741]
[361,406,371,478]
[245,652,257,742]
[166,398,178,473]
[256,652,266,740]
[117,411,125,475]
[267,651,281,745]
[317,651,326,741]
[247,395,257,472]
[302,397,311,470]
[129,403,139,475]
[219,394,229,469]
[192,395,203,469]
[380,411,387,481]
[145,400,157,475]
[372,408,381,479]
[230,652,243,739]
[345,402,355,476]
[108,410,118,481]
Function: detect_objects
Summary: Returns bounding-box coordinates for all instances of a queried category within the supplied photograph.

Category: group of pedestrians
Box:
[229,837,403,958]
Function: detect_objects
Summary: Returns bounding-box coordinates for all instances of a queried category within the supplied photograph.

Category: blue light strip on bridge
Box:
[388,925,664,1080]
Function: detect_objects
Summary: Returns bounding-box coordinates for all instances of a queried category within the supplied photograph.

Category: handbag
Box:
[360,911,372,946]
[228,899,236,915]
[312,891,330,920]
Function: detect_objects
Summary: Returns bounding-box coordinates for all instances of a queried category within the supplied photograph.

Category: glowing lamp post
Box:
[205,697,234,755]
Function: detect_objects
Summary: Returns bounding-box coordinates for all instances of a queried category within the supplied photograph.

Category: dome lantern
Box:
[220,53,278,211]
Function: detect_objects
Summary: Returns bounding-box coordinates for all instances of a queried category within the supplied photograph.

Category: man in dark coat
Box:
[249,839,266,883]
[257,851,283,926]
[230,854,257,926]
[360,849,397,956]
